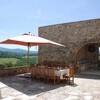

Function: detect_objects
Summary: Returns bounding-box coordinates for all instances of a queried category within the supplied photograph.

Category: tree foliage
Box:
[0,51,38,68]
[0,51,24,58]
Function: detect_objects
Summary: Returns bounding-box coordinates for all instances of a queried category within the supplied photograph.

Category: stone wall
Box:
[0,67,30,77]
[38,18,100,65]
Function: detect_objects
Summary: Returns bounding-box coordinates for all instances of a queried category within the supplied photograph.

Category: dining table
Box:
[55,68,69,79]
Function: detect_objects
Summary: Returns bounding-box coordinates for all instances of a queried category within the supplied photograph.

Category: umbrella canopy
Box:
[0,33,65,68]
[0,33,65,47]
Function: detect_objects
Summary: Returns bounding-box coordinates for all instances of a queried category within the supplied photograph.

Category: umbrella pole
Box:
[27,43,30,73]
[27,46,29,67]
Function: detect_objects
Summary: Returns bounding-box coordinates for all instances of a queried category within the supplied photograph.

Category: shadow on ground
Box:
[0,75,76,96]
[1,69,99,96]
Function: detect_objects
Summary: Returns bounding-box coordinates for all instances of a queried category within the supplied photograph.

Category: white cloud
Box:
[34,9,44,19]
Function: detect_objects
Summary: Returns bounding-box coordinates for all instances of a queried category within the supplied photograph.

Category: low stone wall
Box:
[0,67,30,77]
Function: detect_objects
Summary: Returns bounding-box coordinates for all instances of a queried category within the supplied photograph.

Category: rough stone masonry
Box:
[38,18,100,66]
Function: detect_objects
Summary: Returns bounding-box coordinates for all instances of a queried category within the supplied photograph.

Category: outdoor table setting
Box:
[55,68,70,79]
[30,63,75,84]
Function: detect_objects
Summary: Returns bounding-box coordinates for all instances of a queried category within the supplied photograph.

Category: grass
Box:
[0,56,38,68]
[0,58,18,65]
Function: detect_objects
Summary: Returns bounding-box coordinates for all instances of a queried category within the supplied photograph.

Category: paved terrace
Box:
[0,69,100,100]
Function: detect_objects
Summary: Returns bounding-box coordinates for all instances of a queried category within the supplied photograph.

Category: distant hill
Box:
[0,47,38,55]
[0,51,22,58]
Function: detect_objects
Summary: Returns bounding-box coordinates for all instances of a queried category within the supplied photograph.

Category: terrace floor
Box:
[0,69,100,100]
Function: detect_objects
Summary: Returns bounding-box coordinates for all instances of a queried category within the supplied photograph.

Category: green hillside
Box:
[0,50,38,68]
[0,56,38,68]
[0,58,17,65]
[0,51,23,58]
[0,47,38,55]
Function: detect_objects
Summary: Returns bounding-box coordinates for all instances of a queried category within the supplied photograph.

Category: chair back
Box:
[69,67,74,77]
[47,67,55,78]
[36,67,41,76]
[40,67,46,77]
[31,65,37,78]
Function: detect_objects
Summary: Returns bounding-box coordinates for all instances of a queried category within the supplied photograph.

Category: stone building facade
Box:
[38,18,100,70]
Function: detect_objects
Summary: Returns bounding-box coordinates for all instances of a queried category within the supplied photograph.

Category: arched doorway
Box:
[75,43,100,72]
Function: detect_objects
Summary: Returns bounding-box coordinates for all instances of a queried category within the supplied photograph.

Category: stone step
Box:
[1,96,15,100]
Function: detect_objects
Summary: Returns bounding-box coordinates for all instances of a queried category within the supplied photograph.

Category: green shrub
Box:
[0,56,38,68]
[5,62,13,68]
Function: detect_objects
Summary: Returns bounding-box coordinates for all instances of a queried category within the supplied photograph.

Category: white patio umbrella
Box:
[0,33,65,68]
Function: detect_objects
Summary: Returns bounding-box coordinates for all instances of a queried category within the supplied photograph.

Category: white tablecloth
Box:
[55,69,69,79]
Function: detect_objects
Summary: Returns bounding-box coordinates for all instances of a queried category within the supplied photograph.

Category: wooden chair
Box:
[63,67,74,85]
[35,67,42,80]
[31,66,37,79]
[47,67,60,84]
[39,67,47,82]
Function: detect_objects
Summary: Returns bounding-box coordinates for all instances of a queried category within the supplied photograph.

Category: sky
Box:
[0,0,100,51]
